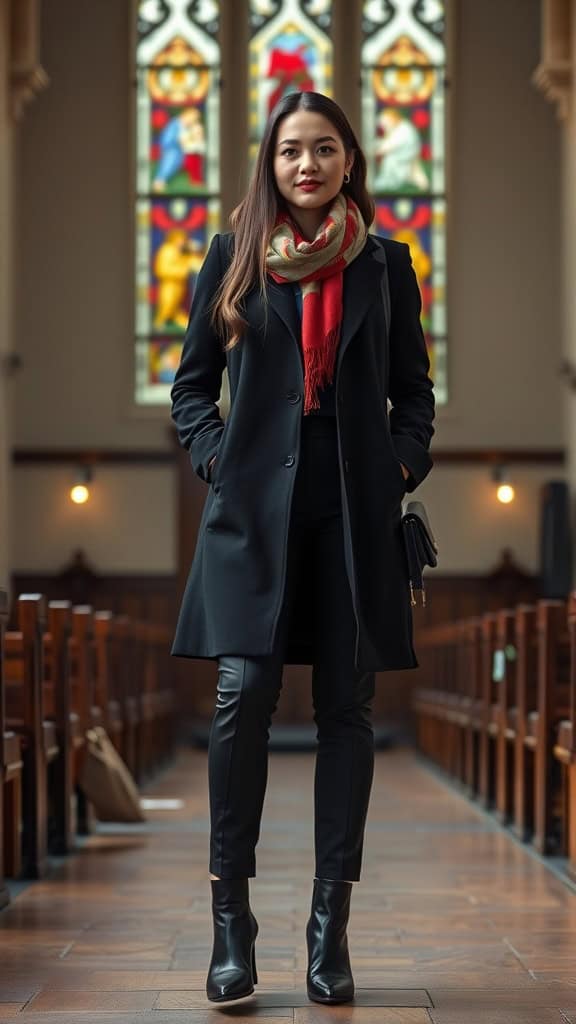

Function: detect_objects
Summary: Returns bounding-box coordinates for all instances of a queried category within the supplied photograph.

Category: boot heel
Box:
[251,945,258,985]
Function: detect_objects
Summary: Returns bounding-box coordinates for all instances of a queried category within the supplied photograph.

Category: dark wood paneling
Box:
[11,568,177,627]
[11,558,538,738]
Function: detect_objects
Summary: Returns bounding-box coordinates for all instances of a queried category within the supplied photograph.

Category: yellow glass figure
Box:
[153,229,204,330]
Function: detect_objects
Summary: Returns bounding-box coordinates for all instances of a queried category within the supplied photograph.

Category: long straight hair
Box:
[211,91,375,350]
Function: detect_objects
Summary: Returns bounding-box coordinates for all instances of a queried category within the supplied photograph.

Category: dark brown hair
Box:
[211,90,375,350]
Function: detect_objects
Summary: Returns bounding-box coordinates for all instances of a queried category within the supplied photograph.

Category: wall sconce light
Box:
[70,465,93,505]
[492,464,515,505]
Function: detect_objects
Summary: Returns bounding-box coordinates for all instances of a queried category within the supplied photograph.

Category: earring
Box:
[344,172,351,184]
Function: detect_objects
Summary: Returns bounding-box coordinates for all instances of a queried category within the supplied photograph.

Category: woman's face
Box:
[273,109,353,223]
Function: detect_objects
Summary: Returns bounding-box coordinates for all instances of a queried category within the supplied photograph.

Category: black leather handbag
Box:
[401,500,438,607]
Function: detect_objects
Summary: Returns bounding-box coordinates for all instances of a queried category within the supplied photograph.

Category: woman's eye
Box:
[280,146,336,157]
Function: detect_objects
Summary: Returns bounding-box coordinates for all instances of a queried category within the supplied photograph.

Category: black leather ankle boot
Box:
[206,878,259,1002]
[306,878,354,1004]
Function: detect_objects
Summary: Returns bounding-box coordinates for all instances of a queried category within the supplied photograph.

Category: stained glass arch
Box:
[135,0,221,405]
[248,0,333,161]
[133,0,449,406]
[362,0,447,403]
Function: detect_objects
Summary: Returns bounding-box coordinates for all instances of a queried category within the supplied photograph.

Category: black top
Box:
[292,282,337,417]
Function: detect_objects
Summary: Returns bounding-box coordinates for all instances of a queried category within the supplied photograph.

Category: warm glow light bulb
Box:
[70,484,89,504]
[497,483,515,504]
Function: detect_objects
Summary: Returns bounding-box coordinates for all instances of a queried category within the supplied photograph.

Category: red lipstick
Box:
[297,180,322,192]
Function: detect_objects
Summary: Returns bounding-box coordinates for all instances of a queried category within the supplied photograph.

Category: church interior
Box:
[1,0,576,1020]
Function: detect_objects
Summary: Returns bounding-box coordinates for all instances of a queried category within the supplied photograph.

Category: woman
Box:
[170,90,435,1005]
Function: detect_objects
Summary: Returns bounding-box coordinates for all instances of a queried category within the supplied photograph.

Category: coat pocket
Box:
[392,456,408,495]
[209,455,220,489]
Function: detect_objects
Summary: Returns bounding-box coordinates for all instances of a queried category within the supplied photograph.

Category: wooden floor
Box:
[1,747,576,1023]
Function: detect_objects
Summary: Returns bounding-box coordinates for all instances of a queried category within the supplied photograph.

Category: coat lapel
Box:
[337,236,387,375]
[266,279,301,357]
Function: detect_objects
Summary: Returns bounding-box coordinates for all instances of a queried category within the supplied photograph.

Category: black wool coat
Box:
[170,231,435,672]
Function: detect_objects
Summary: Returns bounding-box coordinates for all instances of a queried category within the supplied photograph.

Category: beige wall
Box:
[8,462,552,575]
[11,465,176,573]
[8,0,564,576]
[14,0,168,452]
[439,0,563,448]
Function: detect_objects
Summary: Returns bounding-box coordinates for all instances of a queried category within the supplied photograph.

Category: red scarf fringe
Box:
[269,198,361,413]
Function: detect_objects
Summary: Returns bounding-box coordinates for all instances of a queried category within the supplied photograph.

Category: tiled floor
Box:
[0,746,575,1021]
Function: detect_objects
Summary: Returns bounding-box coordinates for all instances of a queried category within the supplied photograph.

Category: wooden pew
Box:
[155,622,175,768]
[111,615,141,782]
[2,591,177,879]
[0,588,21,904]
[413,623,446,765]
[4,595,58,878]
[414,623,446,764]
[462,617,482,798]
[478,612,498,809]
[414,600,572,863]
[475,599,569,855]
[62,606,171,830]
[442,620,472,785]
[511,605,537,842]
[531,600,570,855]
[559,593,576,878]
[0,587,7,907]
[138,621,174,781]
[413,622,466,777]
[94,611,124,754]
[452,619,471,789]
[44,601,75,854]
[68,605,97,836]
[494,609,516,824]
[70,607,172,817]
[440,622,461,780]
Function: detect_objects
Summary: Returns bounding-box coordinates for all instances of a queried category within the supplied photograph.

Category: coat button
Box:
[286,391,301,403]
[284,455,295,468]
[344,459,350,472]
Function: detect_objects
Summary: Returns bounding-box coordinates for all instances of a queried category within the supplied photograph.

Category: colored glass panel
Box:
[135,0,220,405]
[248,0,333,164]
[375,196,447,403]
[136,197,220,334]
[363,0,448,403]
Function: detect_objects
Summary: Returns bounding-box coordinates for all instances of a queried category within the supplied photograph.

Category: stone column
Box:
[563,4,576,532]
[0,0,15,591]
[533,0,576,570]
[0,0,48,589]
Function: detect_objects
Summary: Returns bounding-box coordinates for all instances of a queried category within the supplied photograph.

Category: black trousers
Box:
[208,415,376,880]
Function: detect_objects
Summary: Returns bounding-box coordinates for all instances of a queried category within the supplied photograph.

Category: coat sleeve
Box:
[170,233,227,483]
[388,242,435,492]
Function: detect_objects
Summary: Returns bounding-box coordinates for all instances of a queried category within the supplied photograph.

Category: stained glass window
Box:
[248,0,333,163]
[362,0,448,403]
[134,2,450,407]
[135,0,220,405]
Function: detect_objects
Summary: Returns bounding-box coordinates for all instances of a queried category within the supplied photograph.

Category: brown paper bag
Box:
[79,725,147,822]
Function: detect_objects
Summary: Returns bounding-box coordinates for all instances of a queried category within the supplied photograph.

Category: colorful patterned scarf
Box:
[266,193,368,414]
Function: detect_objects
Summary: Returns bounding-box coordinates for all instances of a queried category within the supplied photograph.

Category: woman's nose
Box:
[299,151,319,174]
